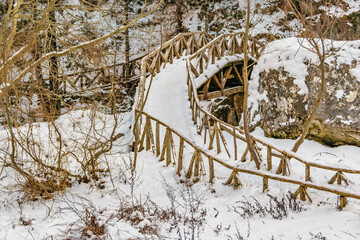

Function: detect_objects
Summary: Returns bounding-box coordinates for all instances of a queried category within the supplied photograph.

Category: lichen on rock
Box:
[250,38,360,147]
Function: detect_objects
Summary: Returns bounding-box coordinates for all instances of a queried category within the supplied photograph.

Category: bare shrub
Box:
[229,192,304,220]
[162,178,208,240]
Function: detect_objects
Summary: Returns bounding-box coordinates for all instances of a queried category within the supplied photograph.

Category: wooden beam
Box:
[198,86,244,100]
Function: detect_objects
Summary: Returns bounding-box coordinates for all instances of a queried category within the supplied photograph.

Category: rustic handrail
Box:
[188,32,264,77]
[185,33,360,181]
[132,31,359,209]
[136,109,360,207]
[186,64,360,174]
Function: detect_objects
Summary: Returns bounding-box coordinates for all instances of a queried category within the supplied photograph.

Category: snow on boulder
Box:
[249,38,360,147]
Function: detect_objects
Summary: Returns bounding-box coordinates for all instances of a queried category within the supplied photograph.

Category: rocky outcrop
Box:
[251,38,360,147]
[208,93,243,127]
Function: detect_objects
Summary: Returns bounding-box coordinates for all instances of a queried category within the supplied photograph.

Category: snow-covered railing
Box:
[136,32,213,109]
[185,33,360,209]
[42,55,143,89]
[132,32,214,157]
[188,32,264,77]
[132,31,360,210]
[135,109,359,210]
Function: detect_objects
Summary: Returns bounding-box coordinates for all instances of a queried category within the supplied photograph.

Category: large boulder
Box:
[250,38,360,147]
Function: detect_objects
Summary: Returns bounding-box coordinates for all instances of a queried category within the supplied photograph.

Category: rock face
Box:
[251,39,360,147]
[209,93,243,126]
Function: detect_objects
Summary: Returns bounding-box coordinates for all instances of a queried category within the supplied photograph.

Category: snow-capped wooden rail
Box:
[135,109,359,210]
[133,31,360,210]
[188,33,264,77]
[133,32,214,158]
[186,48,360,180]
[43,55,143,89]
[136,32,213,108]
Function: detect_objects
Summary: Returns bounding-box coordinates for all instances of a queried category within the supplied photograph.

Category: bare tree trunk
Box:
[175,0,184,33]
[204,3,209,33]
[292,40,326,152]
[242,0,261,169]
[47,0,61,118]
[124,0,130,87]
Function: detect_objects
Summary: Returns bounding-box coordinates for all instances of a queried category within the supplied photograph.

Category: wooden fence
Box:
[133,31,360,210]
[43,55,143,92]
[133,32,214,156]
[135,109,359,210]
[188,33,264,77]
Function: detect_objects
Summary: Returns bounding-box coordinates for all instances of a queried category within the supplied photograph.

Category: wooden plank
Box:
[222,66,233,89]
[209,157,214,183]
[233,64,243,85]
[177,138,184,176]
[263,177,268,192]
[198,86,244,100]
[156,123,160,157]
[305,164,311,182]
[233,127,237,160]
[267,146,272,171]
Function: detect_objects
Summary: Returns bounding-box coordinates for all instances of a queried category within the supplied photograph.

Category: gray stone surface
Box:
[257,62,360,146]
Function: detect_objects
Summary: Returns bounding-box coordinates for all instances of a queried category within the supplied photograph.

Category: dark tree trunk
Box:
[46,0,61,118]
[124,0,130,85]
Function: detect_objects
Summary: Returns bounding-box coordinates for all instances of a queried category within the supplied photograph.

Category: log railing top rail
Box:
[132,31,359,210]
[186,57,360,175]
[135,109,360,208]
[43,55,144,80]
[188,32,264,78]
[136,31,214,109]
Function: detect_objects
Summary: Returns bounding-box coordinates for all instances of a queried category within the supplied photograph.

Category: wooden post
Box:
[177,138,184,176]
[166,129,172,166]
[276,154,290,176]
[215,123,221,154]
[305,164,311,182]
[329,171,349,186]
[225,170,242,189]
[339,195,347,210]
[208,157,214,183]
[233,127,237,160]
[263,177,268,192]
[156,123,160,157]
[186,150,196,178]
[240,146,249,162]
[267,146,272,171]
[194,151,203,178]
[292,185,312,203]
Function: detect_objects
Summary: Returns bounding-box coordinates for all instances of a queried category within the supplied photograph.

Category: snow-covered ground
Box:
[1,54,360,239]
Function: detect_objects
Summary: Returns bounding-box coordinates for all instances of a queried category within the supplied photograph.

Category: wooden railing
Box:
[132,32,214,151]
[133,31,360,210]
[188,33,264,77]
[184,33,360,208]
[43,55,143,91]
[135,109,358,210]
[135,32,213,109]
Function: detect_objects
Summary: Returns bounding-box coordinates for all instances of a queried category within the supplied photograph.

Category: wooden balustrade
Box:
[132,31,360,210]
[43,56,143,90]
[183,33,360,210]
[135,109,360,209]
[186,58,360,185]
[188,33,264,78]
